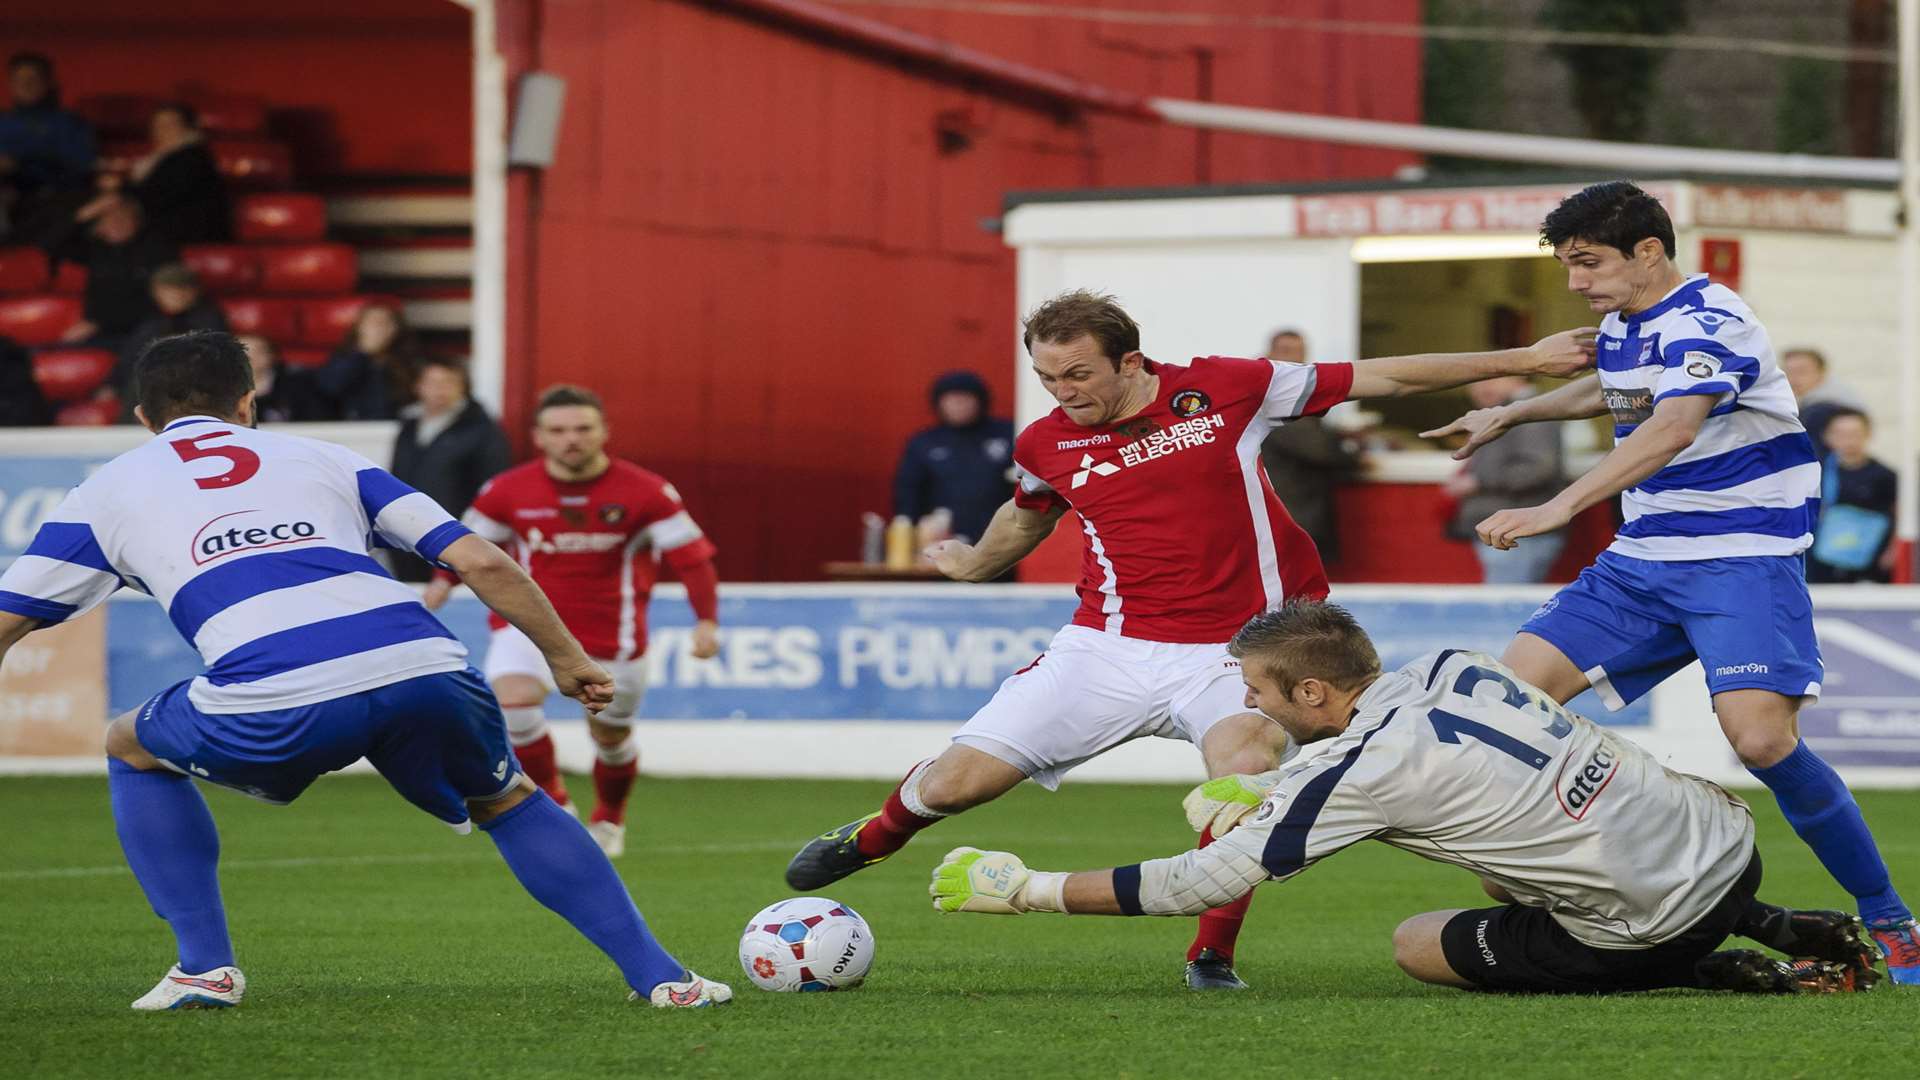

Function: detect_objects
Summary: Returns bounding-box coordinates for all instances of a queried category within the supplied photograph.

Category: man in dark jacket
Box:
[1258,329,1361,562]
[892,370,1015,549]
[50,197,177,349]
[389,357,512,581]
[0,52,96,244]
[1444,376,1567,583]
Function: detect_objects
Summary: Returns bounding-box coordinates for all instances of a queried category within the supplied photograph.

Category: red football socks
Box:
[591,758,639,825]
[855,782,940,858]
[1186,825,1254,962]
[513,733,570,807]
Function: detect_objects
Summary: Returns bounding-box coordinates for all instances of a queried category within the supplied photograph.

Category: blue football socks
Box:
[1749,740,1911,925]
[108,758,236,974]
[480,789,686,994]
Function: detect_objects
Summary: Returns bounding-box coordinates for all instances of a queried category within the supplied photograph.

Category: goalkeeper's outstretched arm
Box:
[930,832,1271,917]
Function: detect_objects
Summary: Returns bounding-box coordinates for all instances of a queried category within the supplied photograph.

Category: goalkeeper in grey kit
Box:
[930,602,1889,994]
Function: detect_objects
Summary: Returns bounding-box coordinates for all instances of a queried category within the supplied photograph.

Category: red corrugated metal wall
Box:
[1,0,470,178]
[513,0,1424,581]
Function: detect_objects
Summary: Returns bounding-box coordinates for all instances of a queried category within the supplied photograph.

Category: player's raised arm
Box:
[437,533,615,712]
[1421,375,1607,461]
[1344,327,1598,400]
[1477,392,1714,550]
[925,496,1065,583]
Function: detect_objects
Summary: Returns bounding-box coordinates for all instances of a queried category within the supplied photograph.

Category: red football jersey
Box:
[1012,356,1353,644]
[463,459,715,660]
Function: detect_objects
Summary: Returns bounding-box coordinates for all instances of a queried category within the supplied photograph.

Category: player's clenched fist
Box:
[930,847,1067,914]
[1526,326,1599,379]
[550,656,616,713]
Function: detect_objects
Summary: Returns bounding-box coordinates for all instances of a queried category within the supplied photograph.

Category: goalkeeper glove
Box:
[1182,770,1286,837]
[929,847,1068,914]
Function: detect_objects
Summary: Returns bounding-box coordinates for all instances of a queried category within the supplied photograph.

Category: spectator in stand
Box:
[388,357,512,581]
[1781,347,1865,457]
[0,52,95,245]
[239,334,320,423]
[1259,328,1362,562]
[50,196,176,349]
[1443,376,1567,584]
[892,370,1015,547]
[1807,408,1897,584]
[0,335,52,426]
[314,302,422,420]
[94,102,229,246]
[114,262,227,409]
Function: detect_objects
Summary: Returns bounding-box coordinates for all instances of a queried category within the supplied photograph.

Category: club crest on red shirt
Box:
[1169,389,1211,417]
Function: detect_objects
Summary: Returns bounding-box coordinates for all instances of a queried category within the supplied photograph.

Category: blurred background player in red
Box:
[426,384,720,856]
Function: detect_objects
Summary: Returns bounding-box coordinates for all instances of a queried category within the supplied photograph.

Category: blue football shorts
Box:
[1518,551,1823,709]
[134,666,522,829]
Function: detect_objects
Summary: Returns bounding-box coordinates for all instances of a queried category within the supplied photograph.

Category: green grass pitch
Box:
[4,773,1916,1078]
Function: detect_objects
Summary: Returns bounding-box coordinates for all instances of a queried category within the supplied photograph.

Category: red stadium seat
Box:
[299,295,396,348]
[281,346,331,369]
[234,193,328,242]
[259,244,357,296]
[0,247,49,293]
[72,94,160,138]
[56,397,121,427]
[191,97,268,137]
[0,295,83,346]
[32,348,117,403]
[181,245,262,295]
[212,140,294,188]
[218,297,302,342]
[50,261,87,295]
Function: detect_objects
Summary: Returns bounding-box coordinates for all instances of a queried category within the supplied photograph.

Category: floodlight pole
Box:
[1898,0,1919,582]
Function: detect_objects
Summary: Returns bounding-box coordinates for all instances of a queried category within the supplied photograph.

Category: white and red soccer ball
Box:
[738,897,875,992]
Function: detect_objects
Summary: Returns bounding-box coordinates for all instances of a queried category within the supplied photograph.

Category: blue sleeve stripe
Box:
[167,549,392,643]
[1634,432,1817,495]
[1112,864,1144,915]
[205,602,455,686]
[1259,712,1394,878]
[415,521,471,563]
[23,522,114,575]
[0,591,78,624]
[356,468,419,521]
[1618,500,1818,541]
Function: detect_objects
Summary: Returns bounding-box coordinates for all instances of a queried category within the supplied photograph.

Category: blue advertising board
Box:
[105,587,1649,726]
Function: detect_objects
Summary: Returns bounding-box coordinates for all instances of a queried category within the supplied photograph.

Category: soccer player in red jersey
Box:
[786,290,1595,988]
[426,385,719,857]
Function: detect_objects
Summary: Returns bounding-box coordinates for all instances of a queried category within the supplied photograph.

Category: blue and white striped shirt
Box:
[1596,274,1817,560]
[0,416,473,713]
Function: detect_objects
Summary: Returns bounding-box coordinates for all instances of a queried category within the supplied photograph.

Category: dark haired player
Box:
[785,289,1597,989]
[1424,180,1918,983]
[425,384,720,858]
[0,332,728,1009]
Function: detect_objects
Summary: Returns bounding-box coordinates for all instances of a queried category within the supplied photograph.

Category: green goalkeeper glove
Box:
[929,847,1068,914]
[1182,770,1285,837]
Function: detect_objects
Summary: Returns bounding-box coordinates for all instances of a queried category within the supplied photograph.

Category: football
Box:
[738,897,875,992]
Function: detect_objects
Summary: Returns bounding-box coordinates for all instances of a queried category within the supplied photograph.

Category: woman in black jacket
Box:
[113,103,230,246]
[314,302,422,420]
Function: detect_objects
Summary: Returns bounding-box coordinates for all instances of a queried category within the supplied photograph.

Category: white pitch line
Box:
[0,840,798,882]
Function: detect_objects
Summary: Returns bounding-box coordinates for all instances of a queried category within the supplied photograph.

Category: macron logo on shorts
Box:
[1713,663,1770,677]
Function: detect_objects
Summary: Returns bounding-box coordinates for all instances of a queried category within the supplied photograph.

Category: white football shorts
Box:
[482,625,648,724]
[952,624,1255,789]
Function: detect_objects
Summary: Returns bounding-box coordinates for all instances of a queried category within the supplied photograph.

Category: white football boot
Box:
[131,964,246,1011]
[635,971,733,1009]
[588,820,626,858]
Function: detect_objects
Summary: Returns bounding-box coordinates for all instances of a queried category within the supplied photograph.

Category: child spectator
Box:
[50,196,177,349]
[115,262,228,409]
[238,333,321,423]
[1807,408,1897,584]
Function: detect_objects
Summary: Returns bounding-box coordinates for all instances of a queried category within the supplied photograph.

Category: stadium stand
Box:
[0,91,412,425]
